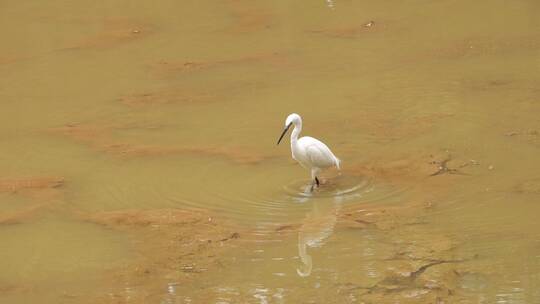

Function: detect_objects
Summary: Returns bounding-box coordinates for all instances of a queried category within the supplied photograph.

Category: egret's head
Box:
[285,113,301,127]
[277,113,302,145]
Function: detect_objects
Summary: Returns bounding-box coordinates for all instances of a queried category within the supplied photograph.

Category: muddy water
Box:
[1,0,540,303]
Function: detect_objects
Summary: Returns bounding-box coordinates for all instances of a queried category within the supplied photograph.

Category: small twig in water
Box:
[430,155,471,176]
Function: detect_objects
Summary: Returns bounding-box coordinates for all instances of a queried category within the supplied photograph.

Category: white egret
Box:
[277,113,341,190]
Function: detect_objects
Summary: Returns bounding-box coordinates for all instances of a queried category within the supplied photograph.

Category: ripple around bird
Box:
[100,167,410,236]
[204,174,409,233]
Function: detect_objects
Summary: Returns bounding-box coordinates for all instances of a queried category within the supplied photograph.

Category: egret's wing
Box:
[305,144,326,166]
[304,140,336,168]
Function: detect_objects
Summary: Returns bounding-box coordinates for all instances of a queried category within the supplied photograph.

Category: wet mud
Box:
[62,18,153,51]
[0,177,64,193]
[0,148,530,303]
[0,176,65,224]
[151,51,291,75]
[48,123,278,164]
[76,208,244,303]
[2,0,539,302]
[427,35,540,61]
[307,20,384,39]
[223,0,274,33]
[118,89,215,107]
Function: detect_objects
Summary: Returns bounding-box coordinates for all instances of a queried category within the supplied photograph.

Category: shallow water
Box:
[1,0,540,303]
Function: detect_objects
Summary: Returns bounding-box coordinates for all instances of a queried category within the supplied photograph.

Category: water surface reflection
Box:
[296,189,341,277]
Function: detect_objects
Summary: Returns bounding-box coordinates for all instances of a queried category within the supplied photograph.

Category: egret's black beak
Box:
[277,123,292,145]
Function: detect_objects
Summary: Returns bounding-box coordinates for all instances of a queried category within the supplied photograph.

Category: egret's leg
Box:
[311,168,320,190]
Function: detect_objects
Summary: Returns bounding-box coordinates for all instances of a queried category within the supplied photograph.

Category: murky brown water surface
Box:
[1,0,540,303]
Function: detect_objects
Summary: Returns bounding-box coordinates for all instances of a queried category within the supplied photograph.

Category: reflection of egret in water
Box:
[292,176,380,277]
[326,0,335,9]
[296,186,343,277]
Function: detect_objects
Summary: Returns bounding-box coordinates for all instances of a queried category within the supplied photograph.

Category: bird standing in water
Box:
[277,113,341,190]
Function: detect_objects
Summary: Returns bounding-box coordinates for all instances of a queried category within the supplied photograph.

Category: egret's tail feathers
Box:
[335,157,341,170]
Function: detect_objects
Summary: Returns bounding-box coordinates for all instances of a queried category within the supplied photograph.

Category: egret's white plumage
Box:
[277,113,340,189]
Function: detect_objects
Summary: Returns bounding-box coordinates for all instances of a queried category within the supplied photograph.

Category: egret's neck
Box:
[290,122,302,145]
[291,124,302,143]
